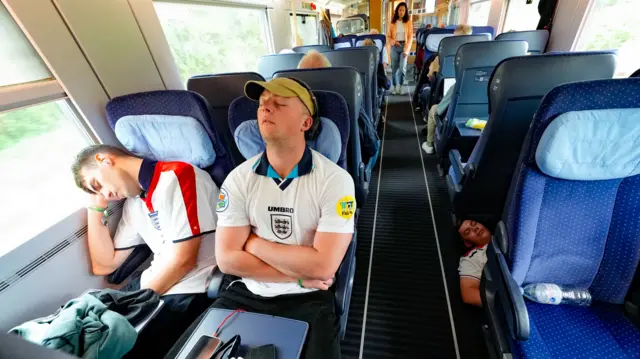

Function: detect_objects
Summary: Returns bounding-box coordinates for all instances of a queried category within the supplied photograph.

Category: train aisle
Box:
[341,89,489,358]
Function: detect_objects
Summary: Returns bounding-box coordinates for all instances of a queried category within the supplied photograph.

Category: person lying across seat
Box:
[458,219,491,307]
[167,77,356,359]
[71,145,218,357]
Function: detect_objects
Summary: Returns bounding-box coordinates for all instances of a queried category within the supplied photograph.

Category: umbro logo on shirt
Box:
[268,206,294,213]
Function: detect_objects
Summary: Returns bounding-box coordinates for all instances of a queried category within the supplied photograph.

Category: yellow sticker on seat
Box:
[336,195,356,219]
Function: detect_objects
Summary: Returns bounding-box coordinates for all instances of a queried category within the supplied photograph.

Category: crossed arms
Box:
[215,225,351,286]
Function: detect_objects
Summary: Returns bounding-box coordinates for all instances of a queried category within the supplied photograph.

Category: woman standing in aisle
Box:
[386,2,413,95]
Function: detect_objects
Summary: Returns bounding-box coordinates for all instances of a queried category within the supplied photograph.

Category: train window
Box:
[0,5,52,86]
[0,101,92,257]
[450,4,461,25]
[1,4,94,257]
[467,0,491,26]
[575,0,638,77]
[154,1,272,83]
[502,0,541,32]
[336,17,366,35]
[290,14,318,46]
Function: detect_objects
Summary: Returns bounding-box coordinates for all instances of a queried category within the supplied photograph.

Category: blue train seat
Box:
[470,26,495,39]
[106,90,235,188]
[348,45,381,121]
[444,25,495,38]
[423,28,454,60]
[323,48,377,126]
[292,44,332,54]
[226,89,356,339]
[355,34,386,63]
[434,41,529,162]
[428,34,491,110]
[445,52,616,221]
[187,72,264,165]
[333,35,356,49]
[273,68,373,207]
[495,30,549,54]
[257,53,304,80]
[482,78,640,359]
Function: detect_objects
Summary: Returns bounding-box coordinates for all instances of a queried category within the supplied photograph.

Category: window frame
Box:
[0,2,102,259]
[152,0,275,82]
[467,0,492,27]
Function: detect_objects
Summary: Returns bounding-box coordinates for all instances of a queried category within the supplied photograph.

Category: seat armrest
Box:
[449,149,465,185]
[487,239,530,341]
[207,267,225,299]
[494,221,508,255]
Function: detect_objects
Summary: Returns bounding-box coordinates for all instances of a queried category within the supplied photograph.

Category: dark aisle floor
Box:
[340,90,489,359]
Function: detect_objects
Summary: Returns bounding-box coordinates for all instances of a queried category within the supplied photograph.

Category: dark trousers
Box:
[121,274,214,358]
[165,275,340,359]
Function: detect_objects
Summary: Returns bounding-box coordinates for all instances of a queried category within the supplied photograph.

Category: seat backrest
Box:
[448,40,528,121]
[470,26,495,39]
[504,78,640,304]
[438,34,492,79]
[257,53,304,79]
[424,28,454,57]
[187,72,264,165]
[333,37,354,49]
[465,51,616,216]
[293,45,332,54]
[228,90,350,168]
[416,28,428,48]
[355,34,386,63]
[105,90,234,187]
[495,30,549,54]
[323,48,375,120]
[273,68,363,182]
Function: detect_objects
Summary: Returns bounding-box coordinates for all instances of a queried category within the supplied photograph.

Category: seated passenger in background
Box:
[422,24,473,154]
[362,38,391,91]
[71,145,217,357]
[167,78,355,359]
[297,50,332,69]
[458,220,491,307]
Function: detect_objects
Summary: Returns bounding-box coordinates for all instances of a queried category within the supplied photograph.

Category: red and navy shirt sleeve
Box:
[458,246,487,281]
[145,162,217,243]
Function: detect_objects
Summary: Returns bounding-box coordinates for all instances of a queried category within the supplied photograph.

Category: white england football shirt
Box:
[458,245,488,281]
[216,147,356,297]
[114,160,218,296]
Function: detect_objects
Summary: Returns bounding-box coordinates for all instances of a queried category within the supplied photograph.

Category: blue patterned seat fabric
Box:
[105,90,234,187]
[502,79,640,359]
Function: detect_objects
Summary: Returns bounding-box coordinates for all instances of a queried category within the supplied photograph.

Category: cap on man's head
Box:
[245,77,316,116]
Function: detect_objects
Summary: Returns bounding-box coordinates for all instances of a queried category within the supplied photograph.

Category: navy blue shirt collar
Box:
[138,159,158,197]
[253,146,313,179]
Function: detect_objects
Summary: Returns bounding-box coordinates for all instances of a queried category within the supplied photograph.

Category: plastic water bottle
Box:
[522,283,592,306]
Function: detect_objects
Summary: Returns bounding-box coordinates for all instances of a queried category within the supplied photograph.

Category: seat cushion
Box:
[234,118,342,163]
[516,302,640,359]
[114,114,216,168]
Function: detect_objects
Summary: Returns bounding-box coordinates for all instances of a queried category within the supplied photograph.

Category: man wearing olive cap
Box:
[169,78,355,358]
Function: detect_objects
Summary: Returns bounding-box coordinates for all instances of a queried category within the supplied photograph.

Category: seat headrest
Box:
[535,108,640,180]
[233,118,342,163]
[426,32,453,52]
[115,114,216,168]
